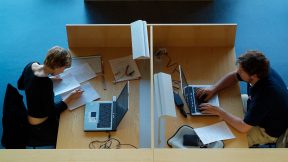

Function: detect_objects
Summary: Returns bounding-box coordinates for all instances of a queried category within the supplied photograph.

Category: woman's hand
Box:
[63,89,84,104]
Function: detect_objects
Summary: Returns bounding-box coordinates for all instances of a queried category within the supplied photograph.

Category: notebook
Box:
[84,82,129,131]
[179,65,220,115]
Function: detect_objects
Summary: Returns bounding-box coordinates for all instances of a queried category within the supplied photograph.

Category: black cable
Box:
[89,134,137,149]
[155,48,181,91]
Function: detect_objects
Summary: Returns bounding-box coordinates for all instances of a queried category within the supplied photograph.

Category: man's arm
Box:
[212,71,239,93]
[196,71,239,101]
[199,103,252,133]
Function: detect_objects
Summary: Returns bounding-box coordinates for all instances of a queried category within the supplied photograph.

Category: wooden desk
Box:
[1,149,288,162]
[0,149,154,162]
[56,48,140,149]
[154,47,248,148]
[154,149,288,162]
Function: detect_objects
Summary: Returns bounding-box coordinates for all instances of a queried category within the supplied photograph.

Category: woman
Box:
[18,46,83,147]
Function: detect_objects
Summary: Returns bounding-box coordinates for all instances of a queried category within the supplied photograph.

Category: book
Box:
[53,73,80,96]
[109,55,141,83]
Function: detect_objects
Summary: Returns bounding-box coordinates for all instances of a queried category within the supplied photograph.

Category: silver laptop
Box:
[179,65,219,115]
[84,82,129,131]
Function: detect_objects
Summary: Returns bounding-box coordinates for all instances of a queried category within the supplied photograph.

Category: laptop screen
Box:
[115,82,129,127]
[179,65,189,94]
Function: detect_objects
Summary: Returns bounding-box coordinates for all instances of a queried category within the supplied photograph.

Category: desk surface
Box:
[56,48,140,149]
[1,149,288,162]
[154,47,248,148]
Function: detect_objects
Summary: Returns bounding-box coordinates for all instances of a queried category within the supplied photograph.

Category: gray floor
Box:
[1,0,288,148]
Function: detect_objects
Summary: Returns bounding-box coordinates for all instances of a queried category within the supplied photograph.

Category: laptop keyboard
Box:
[97,103,112,128]
[185,87,202,114]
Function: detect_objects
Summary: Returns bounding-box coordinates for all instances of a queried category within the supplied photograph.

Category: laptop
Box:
[84,82,129,131]
[179,65,220,115]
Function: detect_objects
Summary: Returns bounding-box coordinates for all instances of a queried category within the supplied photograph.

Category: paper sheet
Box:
[65,63,96,83]
[194,121,235,145]
[109,55,141,83]
[61,83,100,110]
[53,73,80,96]
[72,56,102,74]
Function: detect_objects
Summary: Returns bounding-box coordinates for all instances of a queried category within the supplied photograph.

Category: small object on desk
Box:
[173,91,187,118]
[125,65,135,76]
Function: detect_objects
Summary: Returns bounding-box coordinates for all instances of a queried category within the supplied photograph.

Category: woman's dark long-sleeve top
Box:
[17,62,67,118]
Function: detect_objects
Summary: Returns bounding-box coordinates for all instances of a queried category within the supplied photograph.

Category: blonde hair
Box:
[44,46,72,70]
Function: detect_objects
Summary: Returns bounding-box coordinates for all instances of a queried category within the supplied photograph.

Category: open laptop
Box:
[84,82,129,131]
[179,65,219,115]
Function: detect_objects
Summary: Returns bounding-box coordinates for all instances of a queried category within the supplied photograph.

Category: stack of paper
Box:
[52,63,100,110]
[131,20,150,59]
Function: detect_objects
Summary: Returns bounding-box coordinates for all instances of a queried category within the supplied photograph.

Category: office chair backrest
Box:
[1,84,28,149]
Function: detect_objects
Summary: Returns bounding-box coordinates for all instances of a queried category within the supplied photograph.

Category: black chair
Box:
[1,84,56,149]
[1,84,28,149]
[250,128,288,148]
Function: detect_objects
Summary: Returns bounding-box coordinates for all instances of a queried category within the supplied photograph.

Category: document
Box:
[53,73,80,96]
[64,63,96,83]
[194,121,235,145]
[109,55,141,83]
[61,83,100,110]
[72,56,102,74]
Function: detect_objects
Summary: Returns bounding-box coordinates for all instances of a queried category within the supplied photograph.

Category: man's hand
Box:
[199,103,223,116]
[195,86,216,102]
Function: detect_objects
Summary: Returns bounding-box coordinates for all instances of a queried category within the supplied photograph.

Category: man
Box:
[197,50,288,147]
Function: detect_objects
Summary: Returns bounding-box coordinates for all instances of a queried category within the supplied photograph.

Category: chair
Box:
[250,128,288,148]
[1,84,28,148]
[1,84,56,149]
[167,125,224,148]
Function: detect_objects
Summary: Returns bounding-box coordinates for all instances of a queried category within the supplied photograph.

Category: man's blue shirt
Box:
[241,68,288,137]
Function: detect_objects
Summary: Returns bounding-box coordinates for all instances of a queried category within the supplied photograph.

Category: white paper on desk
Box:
[109,55,141,83]
[65,63,96,83]
[53,73,80,96]
[72,56,102,74]
[194,121,235,145]
[61,83,100,110]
